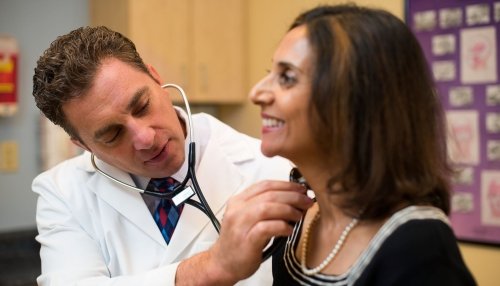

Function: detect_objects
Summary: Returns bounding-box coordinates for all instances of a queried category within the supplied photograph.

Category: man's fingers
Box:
[224,189,313,229]
[209,180,313,281]
[246,220,295,248]
[251,189,313,210]
[236,180,307,200]
[251,201,307,222]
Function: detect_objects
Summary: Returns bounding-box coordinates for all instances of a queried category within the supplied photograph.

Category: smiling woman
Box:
[251,4,477,286]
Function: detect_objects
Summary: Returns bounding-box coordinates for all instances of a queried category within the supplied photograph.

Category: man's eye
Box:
[135,100,150,116]
[104,129,121,144]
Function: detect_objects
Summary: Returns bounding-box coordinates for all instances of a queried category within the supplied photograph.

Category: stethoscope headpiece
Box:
[289,167,311,189]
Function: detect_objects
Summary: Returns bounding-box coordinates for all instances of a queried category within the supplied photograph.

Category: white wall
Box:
[0,0,88,231]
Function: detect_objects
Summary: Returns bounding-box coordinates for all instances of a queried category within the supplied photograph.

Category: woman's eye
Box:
[278,70,297,87]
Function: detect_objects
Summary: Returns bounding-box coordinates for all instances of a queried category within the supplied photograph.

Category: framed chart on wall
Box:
[406,0,500,246]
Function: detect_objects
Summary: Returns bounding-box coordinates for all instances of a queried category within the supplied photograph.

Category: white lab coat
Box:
[33,114,291,286]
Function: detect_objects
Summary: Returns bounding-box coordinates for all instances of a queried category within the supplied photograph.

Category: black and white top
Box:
[272,205,477,286]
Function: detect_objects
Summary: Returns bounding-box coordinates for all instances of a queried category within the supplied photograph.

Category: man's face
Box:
[63,58,186,178]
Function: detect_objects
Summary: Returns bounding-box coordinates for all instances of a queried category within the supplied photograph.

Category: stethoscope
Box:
[90,83,310,261]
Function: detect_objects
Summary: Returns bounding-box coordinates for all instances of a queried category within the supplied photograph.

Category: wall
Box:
[0,0,88,231]
[218,1,500,286]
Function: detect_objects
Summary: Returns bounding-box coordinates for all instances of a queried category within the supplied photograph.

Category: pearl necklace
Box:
[300,212,359,275]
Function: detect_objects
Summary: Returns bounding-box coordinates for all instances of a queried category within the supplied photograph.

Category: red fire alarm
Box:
[0,35,18,117]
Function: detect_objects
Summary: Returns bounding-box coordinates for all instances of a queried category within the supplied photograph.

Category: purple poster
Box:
[407,0,500,246]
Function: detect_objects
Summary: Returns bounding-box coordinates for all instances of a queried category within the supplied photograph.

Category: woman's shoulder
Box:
[351,206,476,286]
[379,205,451,245]
[362,205,454,262]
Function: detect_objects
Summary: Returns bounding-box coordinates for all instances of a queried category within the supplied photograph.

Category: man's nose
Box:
[130,121,155,150]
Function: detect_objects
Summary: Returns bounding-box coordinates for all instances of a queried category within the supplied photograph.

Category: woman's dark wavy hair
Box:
[290,4,451,219]
[33,26,151,141]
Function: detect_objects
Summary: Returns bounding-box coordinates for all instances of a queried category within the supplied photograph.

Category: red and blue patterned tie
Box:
[147,177,184,244]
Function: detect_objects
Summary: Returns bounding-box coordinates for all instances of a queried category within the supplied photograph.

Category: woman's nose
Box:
[249,75,274,105]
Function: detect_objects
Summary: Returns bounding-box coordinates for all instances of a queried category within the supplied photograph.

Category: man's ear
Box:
[146,64,162,84]
[71,138,90,152]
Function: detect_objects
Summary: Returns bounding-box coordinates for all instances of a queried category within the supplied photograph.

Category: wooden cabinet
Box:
[90,0,246,104]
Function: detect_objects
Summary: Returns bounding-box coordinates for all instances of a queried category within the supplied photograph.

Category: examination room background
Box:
[0,1,499,286]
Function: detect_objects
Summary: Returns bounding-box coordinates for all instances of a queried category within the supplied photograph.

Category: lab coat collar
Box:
[87,155,168,246]
[169,106,198,183]
[160,135,246,262]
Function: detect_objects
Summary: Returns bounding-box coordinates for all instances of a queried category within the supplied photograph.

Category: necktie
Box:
[147,177,184,244]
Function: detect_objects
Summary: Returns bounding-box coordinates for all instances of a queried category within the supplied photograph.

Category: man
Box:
[32,26,312,285]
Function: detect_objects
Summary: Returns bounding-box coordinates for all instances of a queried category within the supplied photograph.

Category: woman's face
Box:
[250,25,318,164]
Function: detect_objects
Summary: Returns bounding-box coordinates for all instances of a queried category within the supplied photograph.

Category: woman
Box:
[250,4,476,286]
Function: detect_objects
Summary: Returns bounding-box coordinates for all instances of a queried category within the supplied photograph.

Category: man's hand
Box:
[176,180,313,285]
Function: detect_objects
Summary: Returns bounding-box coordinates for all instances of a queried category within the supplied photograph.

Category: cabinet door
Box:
[192,0,246,103]
[91,0,191,102]
[90,0,130,35]
[129,0,190,99]
[90,0,246,104]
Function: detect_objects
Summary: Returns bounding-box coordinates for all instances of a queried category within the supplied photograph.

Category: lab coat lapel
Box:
[87,156,167,247]
[161,140,246,263]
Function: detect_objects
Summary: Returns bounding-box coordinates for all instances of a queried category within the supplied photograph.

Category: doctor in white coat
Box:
[32,26,313,286]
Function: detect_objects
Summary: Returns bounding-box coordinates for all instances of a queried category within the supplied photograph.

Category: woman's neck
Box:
[294,162,348,223]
